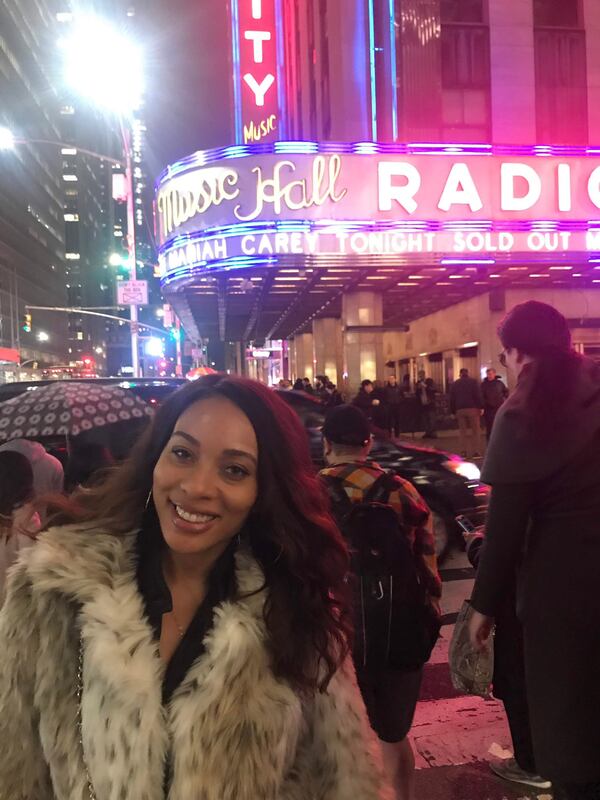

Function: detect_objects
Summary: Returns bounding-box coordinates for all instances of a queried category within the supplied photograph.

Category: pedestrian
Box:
[0,451,40,605]
[322,382,344,408]
[468,301,600,799]
[0,438,64,522]
[353,379,376,420]
[449,368,484,457]
[371,380,389,435]
[292,377,305,391]
[481,367,508,438]
[302,376,314,394]
[465,529,551,790]
[385,374,404,437]
[418,378,438,439]
[0,375,389,799]
[320,405,442,800]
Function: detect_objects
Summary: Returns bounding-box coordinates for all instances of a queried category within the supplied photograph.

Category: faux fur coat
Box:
[0,524,391,800]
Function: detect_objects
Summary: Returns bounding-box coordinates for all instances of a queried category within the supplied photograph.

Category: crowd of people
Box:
[0,301,597,800]
[289,369,510,453]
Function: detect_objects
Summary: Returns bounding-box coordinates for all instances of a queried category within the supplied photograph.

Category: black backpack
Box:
[323,470,440,671]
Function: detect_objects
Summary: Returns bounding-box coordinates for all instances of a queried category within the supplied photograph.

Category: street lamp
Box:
[61,17,143,115]
[0,127,16,150]
[60,16,144,378]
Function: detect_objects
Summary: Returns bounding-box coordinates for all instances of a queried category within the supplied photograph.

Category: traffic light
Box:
[22,312,31,332]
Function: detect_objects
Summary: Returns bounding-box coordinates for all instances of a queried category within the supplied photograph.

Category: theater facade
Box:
[155,0,600,388]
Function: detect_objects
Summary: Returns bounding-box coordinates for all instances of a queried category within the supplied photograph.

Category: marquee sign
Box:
[233,0,280,144]
[155,142,600,281]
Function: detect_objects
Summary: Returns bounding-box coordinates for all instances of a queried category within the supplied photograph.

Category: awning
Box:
[0,348,20,364]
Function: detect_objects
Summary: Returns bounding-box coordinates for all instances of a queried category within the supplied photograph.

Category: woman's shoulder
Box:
[17,523,137,600]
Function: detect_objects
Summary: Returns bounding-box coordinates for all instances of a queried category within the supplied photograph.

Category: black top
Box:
[136,523,237,704]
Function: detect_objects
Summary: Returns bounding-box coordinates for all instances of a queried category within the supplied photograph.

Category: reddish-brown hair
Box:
[51,375,352,692]
[498,301,580,438]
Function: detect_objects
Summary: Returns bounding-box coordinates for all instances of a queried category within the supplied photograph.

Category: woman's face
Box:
[153,396,259,558]
[502,347,525,376]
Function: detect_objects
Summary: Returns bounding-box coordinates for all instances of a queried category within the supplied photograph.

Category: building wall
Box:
[285,0,600,147]
[0,0,69,366]
[488,0,536,143]
[389,289,600,389]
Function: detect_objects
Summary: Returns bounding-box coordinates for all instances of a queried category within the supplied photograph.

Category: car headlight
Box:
[443,459,481,481]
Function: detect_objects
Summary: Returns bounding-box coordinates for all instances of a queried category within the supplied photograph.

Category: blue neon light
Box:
[275,0,286,139]
[231,0,243,144]
[388,0,398,141]
[367,0,377,140]
[156,139,600,189]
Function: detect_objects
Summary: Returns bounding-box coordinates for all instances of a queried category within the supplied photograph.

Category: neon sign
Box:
[234,0,279,144]
[155,142,600,279]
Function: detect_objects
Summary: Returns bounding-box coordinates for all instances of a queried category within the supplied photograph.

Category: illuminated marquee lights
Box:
[233,0,280,145]
[155,141,600,284]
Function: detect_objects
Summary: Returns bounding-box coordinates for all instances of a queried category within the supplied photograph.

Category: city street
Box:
[415,549,550,800]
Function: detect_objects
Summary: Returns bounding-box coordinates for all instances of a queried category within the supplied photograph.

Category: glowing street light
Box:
[0,127,15,151]
[60,15,144,377]
[108,252,125,267]
[144,337,165,358]
[60,16,143,115]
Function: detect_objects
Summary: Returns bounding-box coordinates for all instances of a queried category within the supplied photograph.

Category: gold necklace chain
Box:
[170,609,186,639]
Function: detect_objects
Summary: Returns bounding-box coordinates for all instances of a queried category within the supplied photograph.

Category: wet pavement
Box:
[414,549,553,799]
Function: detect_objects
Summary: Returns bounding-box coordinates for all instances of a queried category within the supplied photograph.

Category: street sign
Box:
[117,279,148,306]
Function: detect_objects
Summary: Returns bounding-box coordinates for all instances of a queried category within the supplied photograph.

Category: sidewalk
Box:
[415,549,554,800]
[398,428,488,463]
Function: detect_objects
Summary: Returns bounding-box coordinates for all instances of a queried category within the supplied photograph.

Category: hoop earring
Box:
[144,490,153,511]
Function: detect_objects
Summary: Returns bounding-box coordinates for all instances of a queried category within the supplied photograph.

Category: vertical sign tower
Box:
[232,0,283,144]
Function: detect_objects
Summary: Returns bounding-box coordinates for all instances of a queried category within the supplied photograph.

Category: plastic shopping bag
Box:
[448,600,494,698]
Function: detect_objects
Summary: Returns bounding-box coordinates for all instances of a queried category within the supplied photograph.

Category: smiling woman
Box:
[0,375,391,800]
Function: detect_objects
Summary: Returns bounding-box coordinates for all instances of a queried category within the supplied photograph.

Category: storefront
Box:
[155,141,600,387]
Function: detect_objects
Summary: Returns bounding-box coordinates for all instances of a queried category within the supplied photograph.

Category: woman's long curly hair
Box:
[51,375,352,693]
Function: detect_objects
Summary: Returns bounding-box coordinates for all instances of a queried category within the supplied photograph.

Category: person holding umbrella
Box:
[0,375,390,799]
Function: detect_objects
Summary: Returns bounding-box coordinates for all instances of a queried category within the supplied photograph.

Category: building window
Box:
[533,0,580,28]
[534,0,587,144]
[441,0,484,23]
[441,0,490,142]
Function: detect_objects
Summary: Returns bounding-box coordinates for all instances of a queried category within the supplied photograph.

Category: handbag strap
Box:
[77,637,97,800]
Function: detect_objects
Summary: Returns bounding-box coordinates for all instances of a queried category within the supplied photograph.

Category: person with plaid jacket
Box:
[319,404,441,800]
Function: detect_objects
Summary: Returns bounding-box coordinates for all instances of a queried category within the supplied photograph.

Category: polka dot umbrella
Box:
[0,382,154,442]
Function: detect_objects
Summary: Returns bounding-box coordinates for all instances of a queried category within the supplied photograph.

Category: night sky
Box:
[142,0,234,179]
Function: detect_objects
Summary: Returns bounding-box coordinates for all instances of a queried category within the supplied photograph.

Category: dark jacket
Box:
[471,359,600,783]
[449,376,483,413]
[383,383,403,406]
[481,377,508,410]
[352,389,375,417]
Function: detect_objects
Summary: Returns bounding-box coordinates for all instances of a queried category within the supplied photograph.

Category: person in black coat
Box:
[466,532,550,790]
[469,301,600,799]
[352,380,376,420]
[384,375,404,437]
[481,368,508,438]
